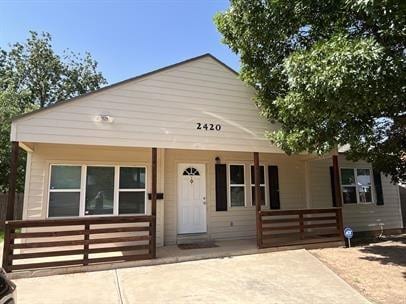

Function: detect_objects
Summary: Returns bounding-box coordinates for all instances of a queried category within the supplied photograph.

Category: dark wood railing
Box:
[2,215,155,272]
[259,208,344,248]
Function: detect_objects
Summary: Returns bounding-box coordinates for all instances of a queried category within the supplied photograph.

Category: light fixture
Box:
[95,114,113,123]
[215,156,221,164]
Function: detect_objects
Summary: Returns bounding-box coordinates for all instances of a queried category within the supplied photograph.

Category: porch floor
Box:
[6,238,344,279]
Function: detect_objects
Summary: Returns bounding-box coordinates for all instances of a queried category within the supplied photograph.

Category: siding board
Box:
[23,144,165,247]
[12,56,280,153]
[308,155,403,232]
[164,149,307,245]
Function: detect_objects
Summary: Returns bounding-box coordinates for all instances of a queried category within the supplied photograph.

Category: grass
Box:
[0,229,3,242]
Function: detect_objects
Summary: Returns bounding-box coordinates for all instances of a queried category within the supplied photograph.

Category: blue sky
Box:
[0,0,239,84]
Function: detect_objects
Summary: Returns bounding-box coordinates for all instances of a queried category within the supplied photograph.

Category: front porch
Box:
[2,206,344,275]
[2,143,346,274]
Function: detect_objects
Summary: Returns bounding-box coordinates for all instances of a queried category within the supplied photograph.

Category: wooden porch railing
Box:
[259,208,344,248]
[2,215,155,273]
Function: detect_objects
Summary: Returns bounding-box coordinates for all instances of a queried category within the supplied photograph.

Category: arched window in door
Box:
[182,167,200,176]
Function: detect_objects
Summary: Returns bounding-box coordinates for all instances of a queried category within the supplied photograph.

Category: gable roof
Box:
[11,53,282,153]
[13,53,239,122]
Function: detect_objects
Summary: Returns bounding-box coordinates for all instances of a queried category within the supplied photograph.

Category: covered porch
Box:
[2,141,344,274]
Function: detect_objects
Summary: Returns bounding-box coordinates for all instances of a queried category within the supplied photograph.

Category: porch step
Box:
[177,233,209,245]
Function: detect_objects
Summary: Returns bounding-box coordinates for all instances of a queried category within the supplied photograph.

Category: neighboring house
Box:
[3,54,403,272]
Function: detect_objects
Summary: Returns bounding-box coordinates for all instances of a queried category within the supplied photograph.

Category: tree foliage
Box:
[0,31,107,192]
[215,0,406,182]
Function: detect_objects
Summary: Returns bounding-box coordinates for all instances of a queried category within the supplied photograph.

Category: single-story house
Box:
[2,54,403,272]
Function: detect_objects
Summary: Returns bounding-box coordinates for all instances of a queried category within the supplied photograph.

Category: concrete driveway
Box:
[13,249,370,304]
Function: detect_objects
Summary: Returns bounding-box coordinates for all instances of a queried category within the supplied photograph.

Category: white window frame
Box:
[227,164,246,208]
[118,166,147,215]
[83,165,116,216]
[48,164,82,217]
[340,167,374,205]
[47,164,148,218]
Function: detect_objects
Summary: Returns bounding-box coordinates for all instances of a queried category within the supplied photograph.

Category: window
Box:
[356,169,372,203]
[48,164,147,217]
[250,165,266,206]
[49,165,81,217]
[182,167,200,176]
[229,165,245,207]
[119,167,146,214]
[341,168,373,204]
[85,166,114,215]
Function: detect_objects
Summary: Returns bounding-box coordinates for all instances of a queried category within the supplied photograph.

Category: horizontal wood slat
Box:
[10,253,153,271]
[262,225,301,231]
[11,244,150,260]
[13,230,85,238]
[12,226,150,239]
[5,215,153,228]
[260,208,341,217]
[87,254,152,264]
[258,207,344,248]
[2,215,154,273]
[11,235,150,249]
[302,216,337,222]
[261,218,298,224]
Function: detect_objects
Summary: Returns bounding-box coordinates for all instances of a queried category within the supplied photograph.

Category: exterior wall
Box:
[12,56,281,153]
[164,149,307,245]
[22,143,165,246]
[22,144,403,247]
[308,155,403,232]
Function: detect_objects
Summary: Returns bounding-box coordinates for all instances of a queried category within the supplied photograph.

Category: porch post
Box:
[6,141,19,221]
[254,152,262,248]
[332,155,342,207]
[151,147,157,258]
[332,154,345,240]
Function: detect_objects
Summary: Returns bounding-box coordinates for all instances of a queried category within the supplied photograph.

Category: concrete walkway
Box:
[13,250,370,304]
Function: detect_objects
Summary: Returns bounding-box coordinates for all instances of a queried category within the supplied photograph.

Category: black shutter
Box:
[373,169,384,205]
[215,164,227,211]
[329,166,337,207]
[268,165,280,209]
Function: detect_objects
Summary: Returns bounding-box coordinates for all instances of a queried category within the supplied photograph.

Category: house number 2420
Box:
[196,123,221,131]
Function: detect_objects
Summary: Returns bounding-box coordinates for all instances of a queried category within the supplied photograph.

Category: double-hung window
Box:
[48,165,147,217]
[229,165,245,207]
[119,167,146,214]
[49,165,81,217]
[340,168,373,204]
[250,165,266,206]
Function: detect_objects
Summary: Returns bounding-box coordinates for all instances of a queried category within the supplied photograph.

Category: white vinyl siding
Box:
[23,144,164,247]
[164,149,307,245]
[307,156,403,232]
[12,56,282,153]
[22,145,403,248]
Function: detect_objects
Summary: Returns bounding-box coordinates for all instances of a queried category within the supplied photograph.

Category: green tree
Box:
[0,31,107,192]
[0,90,36,192]
[215,0,406,182]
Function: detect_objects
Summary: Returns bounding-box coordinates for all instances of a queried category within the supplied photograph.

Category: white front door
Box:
[177,164,207,234]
